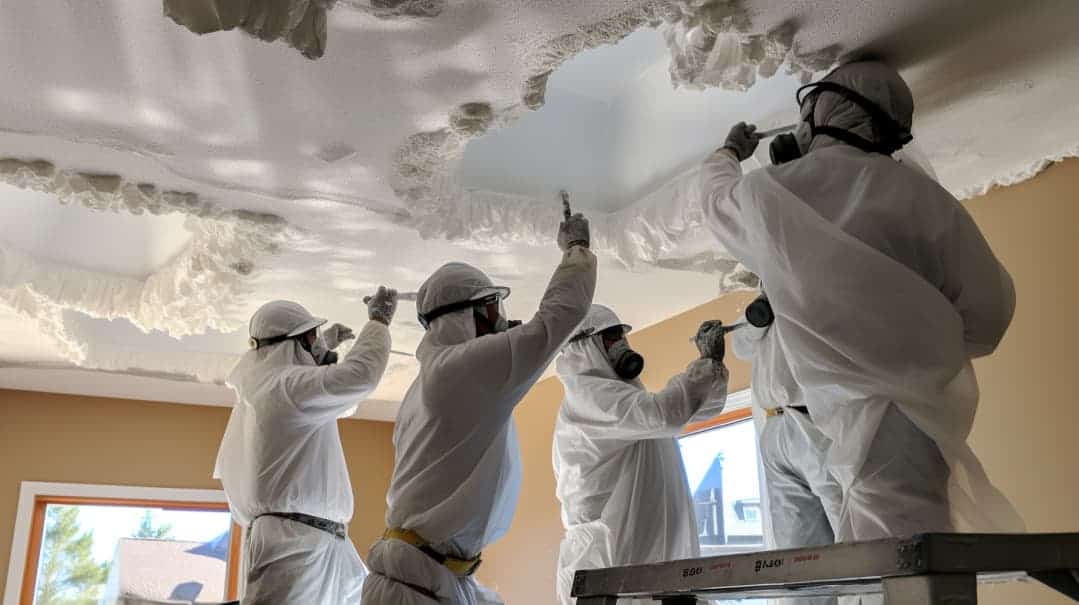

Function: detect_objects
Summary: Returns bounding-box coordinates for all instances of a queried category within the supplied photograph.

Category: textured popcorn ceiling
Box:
[1,1,1077,420]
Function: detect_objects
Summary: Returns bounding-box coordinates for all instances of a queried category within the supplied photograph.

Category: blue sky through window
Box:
[54,505,233,563]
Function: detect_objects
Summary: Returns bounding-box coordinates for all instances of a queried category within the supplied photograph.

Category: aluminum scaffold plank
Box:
[572,533,1079,604]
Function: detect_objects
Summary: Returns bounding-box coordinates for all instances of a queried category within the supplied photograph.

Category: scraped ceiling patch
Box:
[0,158,290,366]
[388,0,835,290]
[164,0,445,59]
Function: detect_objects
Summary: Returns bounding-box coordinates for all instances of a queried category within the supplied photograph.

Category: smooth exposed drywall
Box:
[0,389,396,599]
[479,159,1079,604]
[478,291,756,601]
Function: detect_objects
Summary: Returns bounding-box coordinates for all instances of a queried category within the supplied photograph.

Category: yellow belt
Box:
[383,527,483,577]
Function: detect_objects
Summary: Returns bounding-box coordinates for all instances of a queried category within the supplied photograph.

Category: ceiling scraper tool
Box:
[756,123,797,138]
[686,321,747,347]
[362,291,418,303]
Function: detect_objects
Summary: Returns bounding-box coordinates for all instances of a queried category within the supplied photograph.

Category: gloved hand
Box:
[321,323,355,350]
[723,121,762,161]
[309,339,337,365]
[365,286,398,325]
[694,319,726,363]
[558,213,590,251]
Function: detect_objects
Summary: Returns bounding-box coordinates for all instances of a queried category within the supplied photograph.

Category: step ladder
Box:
[572,532,1079,604]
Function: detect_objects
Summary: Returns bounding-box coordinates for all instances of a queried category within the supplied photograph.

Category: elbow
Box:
[965,327,1009,359]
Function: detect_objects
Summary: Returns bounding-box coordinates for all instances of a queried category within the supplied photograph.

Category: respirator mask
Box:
[745,290,774,328]
[606,337,644,381]
[770,79,913,166]
[473,295,522,335]
[471,293,521,335]
[302,335,338,365]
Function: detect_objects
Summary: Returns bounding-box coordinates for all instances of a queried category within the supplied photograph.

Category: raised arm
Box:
[432,245,597,415]
[280,320,392,419]
[564,359,728,441]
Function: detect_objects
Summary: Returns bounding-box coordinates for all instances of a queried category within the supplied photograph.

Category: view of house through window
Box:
[679,413,765,556]
[27,499,236,605]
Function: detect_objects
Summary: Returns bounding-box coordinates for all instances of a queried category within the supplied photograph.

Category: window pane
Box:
[34,503,232,605]
[679,418,764,555]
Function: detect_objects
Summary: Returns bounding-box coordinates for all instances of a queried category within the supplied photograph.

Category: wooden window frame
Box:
[683,388,754,435]
[5,483,240,605]
[683,407,752,435]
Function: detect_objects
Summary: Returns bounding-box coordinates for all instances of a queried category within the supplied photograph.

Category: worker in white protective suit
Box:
[699,60,1024,542]
[363,212,596,604]
[553,305,729,605]
[730,316,843,605]
[215,288,398,604]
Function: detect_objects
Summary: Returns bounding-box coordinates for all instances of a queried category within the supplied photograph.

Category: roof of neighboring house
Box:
[111,535,229,603]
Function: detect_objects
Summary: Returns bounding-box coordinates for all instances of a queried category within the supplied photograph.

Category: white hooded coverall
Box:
[215,316,391,605]
[553,305,728,605]
[363,246,597,605]
[699,85,1023,538]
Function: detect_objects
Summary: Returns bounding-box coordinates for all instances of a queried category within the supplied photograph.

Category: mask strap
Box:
[249,333,292,350]
[797,81,913,155]
[419,293,502,330]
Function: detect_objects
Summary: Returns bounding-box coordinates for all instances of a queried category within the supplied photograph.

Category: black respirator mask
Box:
[770,80,913,166]
[300,336,338,366]
[606,338,644,380]
[745,290,774,328]
[474,305,522,335]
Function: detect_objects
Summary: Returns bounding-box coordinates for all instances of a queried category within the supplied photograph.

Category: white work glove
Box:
[365,286,398,326]
[694,319,726,363]
[321,323,355,350]
[558,213,590,251]
[723,121,762,161]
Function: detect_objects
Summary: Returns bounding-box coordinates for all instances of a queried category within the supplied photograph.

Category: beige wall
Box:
[0,389,395,599]
[965,158,1079,604]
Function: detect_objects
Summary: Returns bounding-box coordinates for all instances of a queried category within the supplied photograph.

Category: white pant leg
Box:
[244,517,365,605]
[835,403,952,542]
[760,410,843,605]
[761,411,841,549]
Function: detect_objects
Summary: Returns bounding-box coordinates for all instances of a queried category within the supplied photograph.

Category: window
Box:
[679,391,765,557]
[6,483,241,605]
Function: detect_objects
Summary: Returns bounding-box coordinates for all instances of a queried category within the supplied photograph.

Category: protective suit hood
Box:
[248,299,327,345]
[806,61,914,154]
[414,262,504,368]
[558,304,637,386]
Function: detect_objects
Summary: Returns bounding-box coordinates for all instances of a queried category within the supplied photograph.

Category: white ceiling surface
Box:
[457,28,802,211]
[1,1,1079,421]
